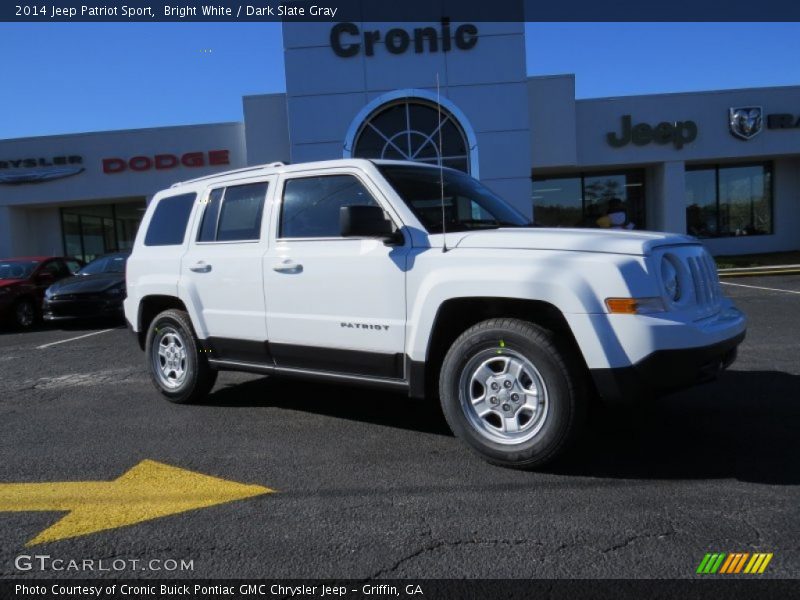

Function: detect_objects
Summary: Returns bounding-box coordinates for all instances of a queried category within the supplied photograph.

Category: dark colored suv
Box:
[0,256,83,329]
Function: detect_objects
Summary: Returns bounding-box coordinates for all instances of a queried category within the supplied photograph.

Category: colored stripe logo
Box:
[696,552,773,574]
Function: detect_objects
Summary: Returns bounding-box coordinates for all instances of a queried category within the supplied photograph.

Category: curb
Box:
[717,264,800,278]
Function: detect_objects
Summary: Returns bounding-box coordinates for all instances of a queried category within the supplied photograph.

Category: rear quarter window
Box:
[195,182,268,242]
[144,193,197,246]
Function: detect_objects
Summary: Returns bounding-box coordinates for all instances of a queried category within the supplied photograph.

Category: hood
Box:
[0,279,26,288]
[49,273,124,295]
[452,228,698,256]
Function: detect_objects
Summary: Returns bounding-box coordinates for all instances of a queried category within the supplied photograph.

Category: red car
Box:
[0,256,83,329]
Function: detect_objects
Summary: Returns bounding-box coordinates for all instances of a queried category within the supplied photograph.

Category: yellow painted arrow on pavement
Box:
[0,460,273,546]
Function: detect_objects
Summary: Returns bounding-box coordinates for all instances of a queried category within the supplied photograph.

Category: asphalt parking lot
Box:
[0,276,798,580]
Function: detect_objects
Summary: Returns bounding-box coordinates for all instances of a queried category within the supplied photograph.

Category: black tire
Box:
[145,309,217,404]
[13,297,37,329]
[439,318,586,470]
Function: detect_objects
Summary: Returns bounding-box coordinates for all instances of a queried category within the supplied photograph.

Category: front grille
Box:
[687,252,722,319]
[52,293,102,301]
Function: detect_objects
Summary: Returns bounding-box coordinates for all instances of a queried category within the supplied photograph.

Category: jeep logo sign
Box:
[607,115,698,150]
[330,18,478,58]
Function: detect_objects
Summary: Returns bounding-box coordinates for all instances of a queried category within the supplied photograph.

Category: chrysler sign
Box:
[0,155,84,185]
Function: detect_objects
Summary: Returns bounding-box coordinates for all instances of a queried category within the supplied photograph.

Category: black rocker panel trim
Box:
[203,337,406,381]
[270,343,404,379]
[205,337,273,365]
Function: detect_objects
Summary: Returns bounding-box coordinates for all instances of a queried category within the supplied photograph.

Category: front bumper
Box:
[590,330,745,404]
[43,297,124,320]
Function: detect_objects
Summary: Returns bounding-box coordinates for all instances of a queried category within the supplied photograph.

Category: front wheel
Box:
[439,318,585,469]
[145,309,217,404]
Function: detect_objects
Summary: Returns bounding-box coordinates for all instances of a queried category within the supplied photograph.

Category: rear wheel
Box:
[13,298,36,329]
[439,318,585,469]
[145,309,217,404]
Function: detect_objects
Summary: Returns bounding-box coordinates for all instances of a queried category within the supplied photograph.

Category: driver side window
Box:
[42,261,66,277]
[279,175,378,239]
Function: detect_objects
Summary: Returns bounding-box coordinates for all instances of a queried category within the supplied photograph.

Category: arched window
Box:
[351,99,471,173]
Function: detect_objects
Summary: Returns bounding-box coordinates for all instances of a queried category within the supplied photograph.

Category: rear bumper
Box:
[590,330,745,404]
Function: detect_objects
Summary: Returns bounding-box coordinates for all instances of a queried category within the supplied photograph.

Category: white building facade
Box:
[1,20,798,260]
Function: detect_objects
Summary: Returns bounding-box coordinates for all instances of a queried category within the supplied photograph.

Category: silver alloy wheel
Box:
[15,301,34,327]
[152,325,190,390]
[458,348,549,445]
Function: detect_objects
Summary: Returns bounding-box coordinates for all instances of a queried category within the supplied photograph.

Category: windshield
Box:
[0,260,38,280]
[378,165,531,234]
[78,254,128,275]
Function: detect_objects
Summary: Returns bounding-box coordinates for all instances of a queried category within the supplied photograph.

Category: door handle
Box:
[272,260,303,274]
[189,262,212,273]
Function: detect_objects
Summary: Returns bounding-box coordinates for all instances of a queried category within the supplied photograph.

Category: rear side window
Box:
[196,182,268,242]
[41,261,66,277]
[144,193,197,246]
[197,188,224,242]
[279,175,378,238]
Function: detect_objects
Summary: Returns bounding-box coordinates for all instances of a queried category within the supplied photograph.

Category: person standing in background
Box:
[596,197,635,230]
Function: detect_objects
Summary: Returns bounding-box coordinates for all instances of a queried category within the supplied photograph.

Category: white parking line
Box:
[720,281,800,295]
[36,329,115,350]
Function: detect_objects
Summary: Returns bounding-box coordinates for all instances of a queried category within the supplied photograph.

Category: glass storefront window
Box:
[532,170,646,229]
[685,169,717,237]
[60,200,145,262]
[114,202,146,251]
[62,213,82,259]
[685,163,773,238]
[81,216,106,262]
[531,177,582,227]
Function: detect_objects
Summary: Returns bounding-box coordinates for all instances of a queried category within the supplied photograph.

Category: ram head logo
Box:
[729,107,763,140]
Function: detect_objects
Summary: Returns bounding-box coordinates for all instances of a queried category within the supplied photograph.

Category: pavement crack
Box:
[739,515,766,548]
[366,538,537,579]
[599,528,676,554]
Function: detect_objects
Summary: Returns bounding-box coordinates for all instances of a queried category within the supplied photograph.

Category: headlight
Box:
[660,255,682,302]
[44,287,55,299]
[106,285,125,297]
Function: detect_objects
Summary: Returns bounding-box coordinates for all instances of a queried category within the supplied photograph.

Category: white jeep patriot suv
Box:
[124,159,746,469]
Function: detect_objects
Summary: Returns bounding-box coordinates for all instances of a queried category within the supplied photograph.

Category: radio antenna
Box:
[437,73,448,253]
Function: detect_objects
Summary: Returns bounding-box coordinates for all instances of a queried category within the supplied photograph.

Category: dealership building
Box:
[1,21,799,262]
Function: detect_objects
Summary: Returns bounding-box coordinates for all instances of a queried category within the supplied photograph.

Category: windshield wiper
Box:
[457,219,502,229]
[489,219,537,227]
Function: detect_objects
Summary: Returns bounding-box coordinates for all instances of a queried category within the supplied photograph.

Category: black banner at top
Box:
[3,0,800,22]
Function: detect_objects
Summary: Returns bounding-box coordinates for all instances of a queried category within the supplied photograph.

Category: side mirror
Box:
[340,205,395,239]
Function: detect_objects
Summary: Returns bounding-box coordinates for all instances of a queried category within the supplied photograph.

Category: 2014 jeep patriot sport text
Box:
[124,159,746,469]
